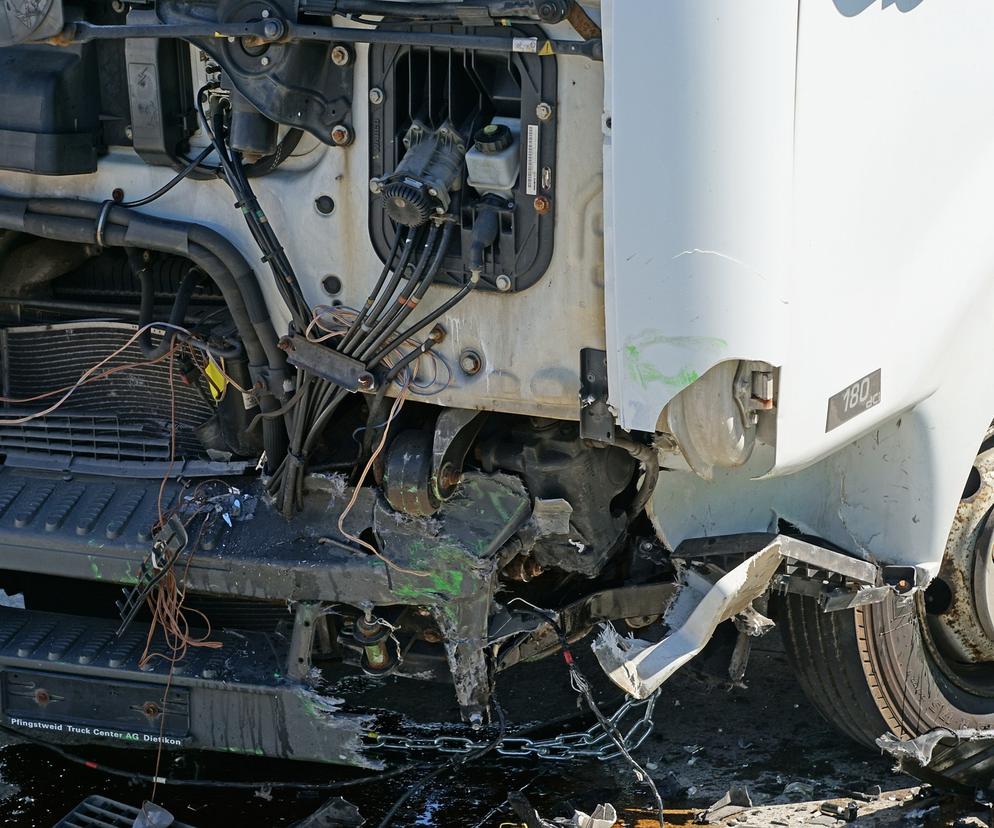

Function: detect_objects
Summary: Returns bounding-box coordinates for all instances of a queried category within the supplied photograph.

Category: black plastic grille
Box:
[0,322,213,462]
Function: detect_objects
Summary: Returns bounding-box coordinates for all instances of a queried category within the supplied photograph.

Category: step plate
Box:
[3,670,190,743]
[0,607,375,766]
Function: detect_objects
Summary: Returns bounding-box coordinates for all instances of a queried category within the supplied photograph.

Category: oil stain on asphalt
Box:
[0,640,989,827]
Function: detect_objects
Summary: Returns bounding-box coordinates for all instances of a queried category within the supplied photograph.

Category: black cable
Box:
[118,145,217,208]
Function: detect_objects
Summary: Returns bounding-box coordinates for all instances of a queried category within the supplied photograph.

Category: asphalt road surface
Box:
[0,632,990,827]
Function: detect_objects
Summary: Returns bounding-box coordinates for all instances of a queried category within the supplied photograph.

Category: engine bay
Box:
[0,0,690,763]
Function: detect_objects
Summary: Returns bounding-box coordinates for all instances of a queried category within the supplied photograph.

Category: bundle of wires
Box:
[193,85,478,517]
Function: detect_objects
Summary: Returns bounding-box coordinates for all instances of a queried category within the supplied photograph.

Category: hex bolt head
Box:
[368,87,385,105]
[495,274,512,292]
[260,56,270,67]
[533,195,552,214]
[330,44,352,66]
[536,102,553,121]
[459,349,483,376]
[357,373,376,392]
[330,124,354,146]
[368,178,383,194]
[261,8,270,17]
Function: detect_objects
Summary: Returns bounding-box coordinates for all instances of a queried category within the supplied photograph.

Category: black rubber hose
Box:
[17,196,287,394]
[341,227,418,356]
[614,435,659,519]
[338,227,404,352]
[354,224,438,359]
[133,256,206,360]
[0,196,289,464]
[361,222,454,364]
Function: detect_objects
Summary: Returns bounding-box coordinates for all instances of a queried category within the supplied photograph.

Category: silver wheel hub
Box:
[929,444,994,664]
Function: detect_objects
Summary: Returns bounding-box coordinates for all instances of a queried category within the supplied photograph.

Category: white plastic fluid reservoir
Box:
[465,117,520,197]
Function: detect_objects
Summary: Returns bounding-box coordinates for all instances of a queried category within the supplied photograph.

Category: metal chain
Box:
[365,693,658,762]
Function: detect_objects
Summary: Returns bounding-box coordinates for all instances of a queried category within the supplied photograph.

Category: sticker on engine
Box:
[826,369,881,432]
[525,124,539,195]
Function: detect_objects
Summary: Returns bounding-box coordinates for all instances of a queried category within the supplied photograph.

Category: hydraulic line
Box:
[356,223,442,361]
[338,229,405,350]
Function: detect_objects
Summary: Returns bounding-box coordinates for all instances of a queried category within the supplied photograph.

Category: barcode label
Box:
[525,124,539,195]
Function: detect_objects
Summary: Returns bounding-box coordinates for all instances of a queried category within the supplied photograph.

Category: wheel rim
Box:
[922,441,994,694]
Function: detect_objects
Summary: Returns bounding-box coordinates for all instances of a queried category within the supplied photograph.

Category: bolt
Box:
[468,711,484,729]
[262,20,280,38]
[261,8,270,16]
[125,125,133,140]
[368,87,385,105]
[459,349,483,376]
[227,36,236,43]
[277,337,293,352]
[142,701,161,718]
[357,373,375,392]
[438,462,462,491]
[429,324,446,343]
[110,0,125,11]
[434,206,445,215]
[421,628,443,644]
[330,44,351,66]
[427,187,439,197]
[495,274,512,292]
[260,56,270,67]
[369,178,382,194]
[533,195,551,214]
[111,187,125,202]
[536,101,553,121]
[330,124,354,146]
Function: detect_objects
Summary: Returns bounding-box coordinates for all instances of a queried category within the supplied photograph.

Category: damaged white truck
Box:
[0,0,988,796]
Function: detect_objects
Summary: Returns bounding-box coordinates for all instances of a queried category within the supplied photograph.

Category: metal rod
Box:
[50,19,601,59]
[0,297,211,323]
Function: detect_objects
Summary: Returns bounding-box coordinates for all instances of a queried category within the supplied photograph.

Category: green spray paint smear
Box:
[623,332,727,390]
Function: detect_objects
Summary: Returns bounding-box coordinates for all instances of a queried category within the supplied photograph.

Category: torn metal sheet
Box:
[876,728,994,768]
[591,535,879,699]
[592,543,783,699]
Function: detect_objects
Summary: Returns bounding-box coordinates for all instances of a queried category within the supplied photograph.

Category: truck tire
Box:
[780,590,994,788]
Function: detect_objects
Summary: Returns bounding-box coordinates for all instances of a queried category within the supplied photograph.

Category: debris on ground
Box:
[818,800,859,821]
[697,784,752,823]
[290,797,364,827]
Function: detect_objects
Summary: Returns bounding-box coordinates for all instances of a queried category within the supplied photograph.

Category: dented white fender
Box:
[604,0,994,574]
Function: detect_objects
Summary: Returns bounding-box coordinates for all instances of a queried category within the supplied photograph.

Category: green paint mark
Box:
[623,332,727,390]
[89,561,102,580]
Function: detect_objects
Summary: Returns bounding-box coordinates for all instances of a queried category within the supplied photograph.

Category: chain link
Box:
[365,693,658,762]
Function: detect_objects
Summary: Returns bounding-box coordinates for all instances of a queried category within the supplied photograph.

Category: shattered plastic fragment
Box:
[591,544,783,698]
[132,802,175,828]
[571,804,617,828]
[876,728,994,768]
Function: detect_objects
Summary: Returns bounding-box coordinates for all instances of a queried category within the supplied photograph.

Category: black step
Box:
[0,607,373,765]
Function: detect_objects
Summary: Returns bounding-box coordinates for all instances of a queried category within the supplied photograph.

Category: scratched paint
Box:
[622,332,727,390]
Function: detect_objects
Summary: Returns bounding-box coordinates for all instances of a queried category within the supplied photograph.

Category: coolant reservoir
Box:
[466,118,520,197]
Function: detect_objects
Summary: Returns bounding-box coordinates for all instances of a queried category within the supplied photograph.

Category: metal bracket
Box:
[287,602,322,680]
[579,347,614,442]
[431,408,488,501]
[282,334,374,392]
